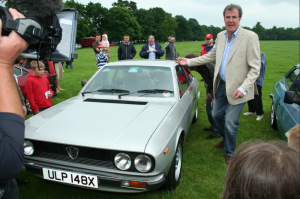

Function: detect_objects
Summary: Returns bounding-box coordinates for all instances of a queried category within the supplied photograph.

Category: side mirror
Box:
[284,91,300,105]
[81,80,87,87]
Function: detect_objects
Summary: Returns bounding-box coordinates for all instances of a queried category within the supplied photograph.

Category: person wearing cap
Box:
[201,34,214,56]
[177,4,261,165]
[96,44,108,70]
[140,35,165,60]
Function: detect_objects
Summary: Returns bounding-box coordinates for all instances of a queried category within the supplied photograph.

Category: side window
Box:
[290,75,300,100]
[176,65,190,96]
[13,67,22,77]
[286,68,300,89]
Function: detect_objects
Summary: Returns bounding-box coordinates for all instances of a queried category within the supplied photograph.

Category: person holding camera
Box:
[165,35,176,60]
[0,8,29,199]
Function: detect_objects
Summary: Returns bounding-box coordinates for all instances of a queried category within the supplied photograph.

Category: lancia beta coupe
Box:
[23,60,200,192]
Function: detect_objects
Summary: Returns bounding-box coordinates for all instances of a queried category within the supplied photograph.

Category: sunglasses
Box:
[206,38,212,40]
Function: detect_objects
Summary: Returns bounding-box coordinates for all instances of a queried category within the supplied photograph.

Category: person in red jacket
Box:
[25,61,54,115]
[200,34,215,56]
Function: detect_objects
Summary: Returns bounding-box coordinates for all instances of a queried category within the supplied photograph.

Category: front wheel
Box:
[270,102,277,129]
[164,137,183,190]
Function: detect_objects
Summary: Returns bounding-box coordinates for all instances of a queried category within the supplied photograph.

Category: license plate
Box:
[42,168,98,188]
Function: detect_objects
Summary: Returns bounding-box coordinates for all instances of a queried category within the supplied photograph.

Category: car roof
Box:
[104,59,178,68]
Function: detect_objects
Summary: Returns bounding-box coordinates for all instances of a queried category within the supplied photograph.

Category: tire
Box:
[192,107,198,124]
[164,136,183,191]
[24,97,32,115]
[270,102,277,129]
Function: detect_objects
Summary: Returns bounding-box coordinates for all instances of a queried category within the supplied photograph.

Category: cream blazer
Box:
[190,27,261,105]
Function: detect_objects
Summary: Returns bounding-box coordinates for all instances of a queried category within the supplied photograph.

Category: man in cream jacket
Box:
[178,4,261,164]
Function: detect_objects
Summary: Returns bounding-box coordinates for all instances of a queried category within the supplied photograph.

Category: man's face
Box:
[33,67,45,77]
[206,37,213,45]
[148,37,155,45]
[224,9,241,34]
[95,36,101,42]
[170,37,175,43]
[124,36,129,43]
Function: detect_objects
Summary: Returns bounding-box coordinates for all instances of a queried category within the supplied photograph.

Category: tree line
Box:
[4,0,300,42]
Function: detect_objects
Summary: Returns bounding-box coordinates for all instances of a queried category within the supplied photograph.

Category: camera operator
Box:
[0,8,29,199]
[165,35,177,60]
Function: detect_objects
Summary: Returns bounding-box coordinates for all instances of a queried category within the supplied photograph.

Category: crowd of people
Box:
[0,4,299,199]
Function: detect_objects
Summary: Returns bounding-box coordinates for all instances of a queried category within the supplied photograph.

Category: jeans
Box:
[212,80,246,156]
[247,85,264,115]
[66,63,73,69]
[206,90,221,137]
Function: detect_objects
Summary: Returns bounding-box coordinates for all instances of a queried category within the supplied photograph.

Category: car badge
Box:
[66,147,79,159]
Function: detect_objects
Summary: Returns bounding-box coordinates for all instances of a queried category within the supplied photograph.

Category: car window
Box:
[83,65,174,97]
[176,65,190,96]
[13,67,22,77]
[22,70,28,76]
[286,68,300,89]
[290,75,300,100]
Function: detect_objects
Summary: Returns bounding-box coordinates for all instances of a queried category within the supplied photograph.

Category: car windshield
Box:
[83,65,174,97]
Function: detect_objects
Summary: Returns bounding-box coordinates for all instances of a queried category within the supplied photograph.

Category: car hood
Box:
[25,96,174,152]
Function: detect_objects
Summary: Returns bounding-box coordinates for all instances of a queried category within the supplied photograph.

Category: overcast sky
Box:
[75,0,299,29]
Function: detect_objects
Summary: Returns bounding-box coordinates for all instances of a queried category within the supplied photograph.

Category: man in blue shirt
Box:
[243,52,266,120]
[178,4,261,164]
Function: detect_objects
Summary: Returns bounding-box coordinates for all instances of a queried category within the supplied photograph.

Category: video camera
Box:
[0,5,80,63]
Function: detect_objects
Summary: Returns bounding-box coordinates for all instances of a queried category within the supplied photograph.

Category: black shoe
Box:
[200,79,204,82]
[203,128,211,131]
[16,177,29,185]
[205,135,218,140]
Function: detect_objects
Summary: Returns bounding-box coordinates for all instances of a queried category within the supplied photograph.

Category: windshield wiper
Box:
[97,89,130,93]
[137,89,174,94]
[81,91,92,96]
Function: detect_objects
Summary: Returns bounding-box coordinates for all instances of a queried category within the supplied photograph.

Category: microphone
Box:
[12,0,64,17]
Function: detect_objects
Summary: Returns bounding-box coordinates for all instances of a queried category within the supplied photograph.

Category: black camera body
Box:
[0,6,79,62]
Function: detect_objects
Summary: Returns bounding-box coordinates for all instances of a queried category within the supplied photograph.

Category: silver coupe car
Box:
[23,60,200,193]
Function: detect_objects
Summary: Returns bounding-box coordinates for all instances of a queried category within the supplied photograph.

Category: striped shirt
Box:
[96,52,108,69]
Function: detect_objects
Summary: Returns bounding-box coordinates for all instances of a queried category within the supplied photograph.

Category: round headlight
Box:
[114,153,131,170]
[134,155,152,172]
[24,140,34,156]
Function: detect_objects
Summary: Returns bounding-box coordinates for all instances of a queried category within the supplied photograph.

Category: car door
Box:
[277,67,300,138]
[176,65,195,126]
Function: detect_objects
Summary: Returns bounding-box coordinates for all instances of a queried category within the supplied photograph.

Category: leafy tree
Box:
[175,15,193,41]
[162,12,177,40]
[4,0,22,9]
[135,8,156,40]
[189,18,202,40]
[252,22,266,40]
[112,0,137,15]
[64,0,89,42]
[243,26,251,30]
[85,2,108,37]
[149,7,166,41]
[104,7,141,41]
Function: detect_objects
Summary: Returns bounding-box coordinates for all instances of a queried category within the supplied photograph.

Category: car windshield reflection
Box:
[83,66,174,97]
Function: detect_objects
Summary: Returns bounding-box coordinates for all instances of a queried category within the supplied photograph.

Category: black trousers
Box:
[247,85,264,115]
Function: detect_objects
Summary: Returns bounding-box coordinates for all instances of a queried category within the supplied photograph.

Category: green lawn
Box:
[20,40,299,199]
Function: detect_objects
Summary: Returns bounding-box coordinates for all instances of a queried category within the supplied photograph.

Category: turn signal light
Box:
[164,147,169,154]
[129,181,146,188]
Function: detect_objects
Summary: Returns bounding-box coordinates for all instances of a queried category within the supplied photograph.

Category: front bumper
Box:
[23,160,165,193]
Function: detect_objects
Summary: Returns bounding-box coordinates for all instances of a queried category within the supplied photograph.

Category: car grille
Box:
[28,140,116,169]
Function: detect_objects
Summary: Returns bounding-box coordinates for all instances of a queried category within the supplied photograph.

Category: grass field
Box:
[20,40,299,199]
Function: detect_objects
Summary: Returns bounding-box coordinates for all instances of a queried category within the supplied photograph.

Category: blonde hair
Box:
[30,61,45,70]
[286,124,300,152]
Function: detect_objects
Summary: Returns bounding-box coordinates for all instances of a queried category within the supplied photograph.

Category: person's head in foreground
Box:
[223,4,242,35]
[223,141,300,199]
[148,35,155,45]
[286,124,300,152]
[31,61,45,78]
